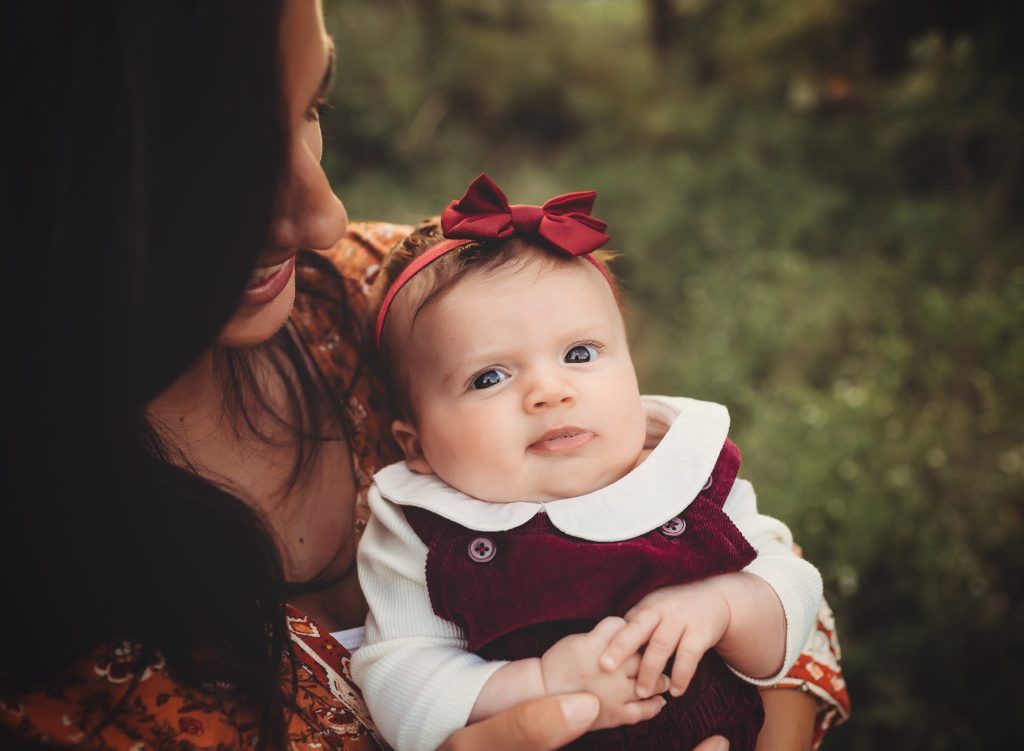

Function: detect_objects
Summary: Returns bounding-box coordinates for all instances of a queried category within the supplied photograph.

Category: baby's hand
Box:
[598,579,731,699]
[540,617,670,730]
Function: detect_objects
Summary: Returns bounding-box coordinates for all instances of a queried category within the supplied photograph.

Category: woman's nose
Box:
[268,132,348,251]
[524,371,577,413]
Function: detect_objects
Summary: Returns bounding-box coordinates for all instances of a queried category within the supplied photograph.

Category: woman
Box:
[0,1,846,748]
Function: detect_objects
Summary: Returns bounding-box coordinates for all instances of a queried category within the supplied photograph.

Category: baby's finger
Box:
[585,616,628,648]
[635,621,680,698]
[619,653,643,677]
[669,632,708,697]
[613,655,668,693]
[598,610,659,672]
[612,696,668,728]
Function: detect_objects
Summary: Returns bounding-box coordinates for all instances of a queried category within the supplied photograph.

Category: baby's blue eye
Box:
[565,344,599,363]
[472,369,508,390]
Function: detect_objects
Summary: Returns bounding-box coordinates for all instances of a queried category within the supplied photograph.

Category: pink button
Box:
[702,475,713,491]
[660,516,686,537]
[468,537,497,563]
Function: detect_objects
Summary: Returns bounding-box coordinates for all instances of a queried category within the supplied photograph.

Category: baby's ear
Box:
[391,419,434,475]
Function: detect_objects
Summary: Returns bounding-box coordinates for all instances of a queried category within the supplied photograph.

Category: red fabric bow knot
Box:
[375,174,615,348]
[440,173,610,256]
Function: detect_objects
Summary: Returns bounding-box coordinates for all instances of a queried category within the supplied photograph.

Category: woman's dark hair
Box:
[0,2,316,747]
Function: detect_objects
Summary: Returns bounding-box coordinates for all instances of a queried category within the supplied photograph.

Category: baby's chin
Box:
[462,453,645,504]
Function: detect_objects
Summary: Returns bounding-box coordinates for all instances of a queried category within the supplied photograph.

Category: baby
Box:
[351,175,823,751]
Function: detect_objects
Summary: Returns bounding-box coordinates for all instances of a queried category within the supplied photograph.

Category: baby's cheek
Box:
[428,426,520,498]
[611,400,649,465]
[466,441,523,485]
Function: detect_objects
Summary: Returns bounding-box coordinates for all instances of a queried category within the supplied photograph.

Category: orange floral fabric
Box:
[0,606,385,750]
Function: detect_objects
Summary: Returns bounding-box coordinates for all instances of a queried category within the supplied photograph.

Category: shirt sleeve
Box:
[721,479,823,685]
[771,595,852,749]
[351,484,506,751]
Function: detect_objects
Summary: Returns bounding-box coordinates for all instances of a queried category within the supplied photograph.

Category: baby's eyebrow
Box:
[439,359,487,390]
[439,348,510,387]
[562,324,613,341]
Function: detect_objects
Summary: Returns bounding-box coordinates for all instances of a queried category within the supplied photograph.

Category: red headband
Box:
[375,173,613,347]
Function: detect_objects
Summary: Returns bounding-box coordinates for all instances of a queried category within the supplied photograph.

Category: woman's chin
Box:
[216,274,297,349]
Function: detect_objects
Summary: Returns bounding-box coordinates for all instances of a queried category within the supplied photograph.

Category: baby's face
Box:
[393,258,647,503]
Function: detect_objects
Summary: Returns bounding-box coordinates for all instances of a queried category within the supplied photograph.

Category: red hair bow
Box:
[375,174,613,348]
[441,174,610,255]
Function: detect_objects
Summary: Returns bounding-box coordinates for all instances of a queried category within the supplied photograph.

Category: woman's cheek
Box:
[305,119,324,161]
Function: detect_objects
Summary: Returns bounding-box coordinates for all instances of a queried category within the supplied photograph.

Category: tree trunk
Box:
[413,0,444,64]
[647,0,675,67]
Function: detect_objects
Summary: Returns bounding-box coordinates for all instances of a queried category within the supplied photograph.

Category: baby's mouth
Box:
[528,427,595,453]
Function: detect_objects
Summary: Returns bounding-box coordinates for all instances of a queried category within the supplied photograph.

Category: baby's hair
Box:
[371,217,619,418]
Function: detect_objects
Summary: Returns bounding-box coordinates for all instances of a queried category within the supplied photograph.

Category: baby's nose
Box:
[525,374,577,412]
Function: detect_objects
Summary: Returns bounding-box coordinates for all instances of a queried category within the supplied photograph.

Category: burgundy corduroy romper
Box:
[403,438,764,750]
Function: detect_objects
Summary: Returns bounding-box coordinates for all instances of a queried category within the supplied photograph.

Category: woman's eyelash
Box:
[305,96,332,122]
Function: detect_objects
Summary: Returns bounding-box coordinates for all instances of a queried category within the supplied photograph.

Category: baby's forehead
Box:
[413,260,624,350]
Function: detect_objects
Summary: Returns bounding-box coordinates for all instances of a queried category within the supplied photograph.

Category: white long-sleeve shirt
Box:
[352,395,823,751]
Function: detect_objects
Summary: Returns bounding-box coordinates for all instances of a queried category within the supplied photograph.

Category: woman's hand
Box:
[439,693,600,750]
[442,693,731,751]
[598,578,731,699]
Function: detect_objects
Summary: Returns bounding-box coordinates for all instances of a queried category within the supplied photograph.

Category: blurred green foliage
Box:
[323,1,1023,747]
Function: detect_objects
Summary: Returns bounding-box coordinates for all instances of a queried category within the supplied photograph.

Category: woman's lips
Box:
[241,255,296,306]
[528,427,594,453]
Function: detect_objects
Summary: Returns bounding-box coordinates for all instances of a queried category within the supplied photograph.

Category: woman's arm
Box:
[756,688,820,751]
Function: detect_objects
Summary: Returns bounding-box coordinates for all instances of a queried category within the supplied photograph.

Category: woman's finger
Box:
[439,693,599,751]
[599,609,659,671]
[692,735,730,751]
[669,631,707,697]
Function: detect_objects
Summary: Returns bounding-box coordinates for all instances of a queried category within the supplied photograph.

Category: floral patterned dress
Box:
[0,223,848,749]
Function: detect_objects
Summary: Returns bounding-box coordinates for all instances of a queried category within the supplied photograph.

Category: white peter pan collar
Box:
[373,395,729,542]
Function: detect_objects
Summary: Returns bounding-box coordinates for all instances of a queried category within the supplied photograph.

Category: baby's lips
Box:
[528,428,594,453]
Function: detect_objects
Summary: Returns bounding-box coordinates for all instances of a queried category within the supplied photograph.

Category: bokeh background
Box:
[322,1,1023,747]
